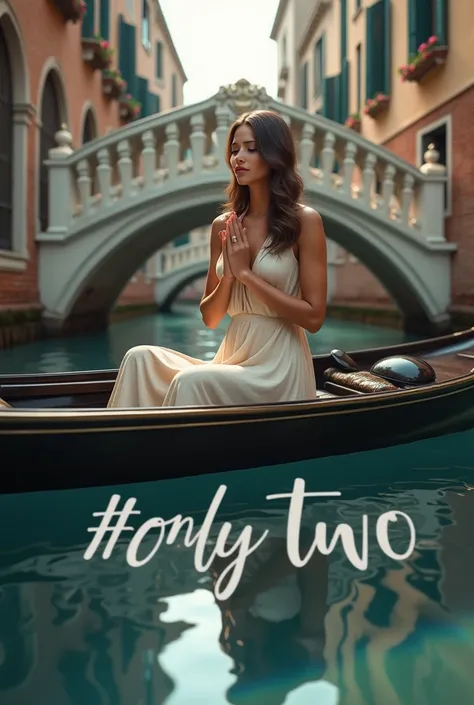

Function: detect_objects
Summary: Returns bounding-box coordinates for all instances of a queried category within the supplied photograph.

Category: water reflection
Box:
[0,473,474,704]
[0,304,413,374]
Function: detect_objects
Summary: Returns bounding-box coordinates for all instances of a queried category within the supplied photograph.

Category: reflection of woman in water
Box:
[210,529,329,704]
[107,109,327,408]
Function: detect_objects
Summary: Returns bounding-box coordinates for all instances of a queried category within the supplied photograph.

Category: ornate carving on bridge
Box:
[215,78,272,116]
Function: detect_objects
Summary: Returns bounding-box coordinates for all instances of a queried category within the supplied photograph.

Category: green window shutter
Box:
[147,91,160,115]
[137,76,149,116]
[365,3,374,99]
[156,41,163,79]
[99,0,110,40]
[172,74,178,107]
[81,0,95,37]
[408,0,434,55]
[434,0,448,45]
[340,59,349,123]
[407,0,417,54]
[323,75,339,121]
[118,15,137,96]
[366,0,390,99]
[300,62,308,109]
[340,0,347,63]
[382,0,391,95]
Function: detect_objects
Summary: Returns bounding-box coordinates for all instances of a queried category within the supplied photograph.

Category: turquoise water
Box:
[0,304,413,374]
[2,307,472,703]
[1,428,474,703]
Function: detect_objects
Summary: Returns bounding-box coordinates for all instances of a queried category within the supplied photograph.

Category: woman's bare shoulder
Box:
[297,204,323,225]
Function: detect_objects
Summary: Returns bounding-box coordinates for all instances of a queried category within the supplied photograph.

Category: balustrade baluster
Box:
[190,113,206,175]
[401,173,415,228]
[96,148,112,209]
[361,152,376,208]
[341,141,357,197]
[321,131,336,189]
[299,122,315,179]
[141,130,156,191]
[381,164,396,219]
[117,139,133,201]
[76,159,92,215]
[164,122,180,181]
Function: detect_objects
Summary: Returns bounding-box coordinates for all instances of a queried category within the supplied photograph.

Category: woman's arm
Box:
[229,207,327,334]
[199,215,234,329]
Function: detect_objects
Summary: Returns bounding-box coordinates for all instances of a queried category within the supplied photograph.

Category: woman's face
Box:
[229,123,270,186]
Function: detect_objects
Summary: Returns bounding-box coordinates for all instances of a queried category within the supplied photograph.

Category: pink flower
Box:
[376,93,385,101]
[428,35,437,45]
[418,42,428,52]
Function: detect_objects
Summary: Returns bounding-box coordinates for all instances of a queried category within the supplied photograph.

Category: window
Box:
[416,116,451,216]
[408,0,448,55]
[365,0,391,101]
[313,36,324,98]
[156,41,163,79]
[281,35,287,66]
[171,74,178,107]
[356,43,361,111]
[142,0,150,50]
[300,62,308,109]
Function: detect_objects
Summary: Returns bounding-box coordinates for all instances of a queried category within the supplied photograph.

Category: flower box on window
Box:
[102,69,127,100]
[345,113,361,132]
[398,36,448,83]
[364,93,390,119]
[119,95,141,123]
[51,0,86,23]
[82,35,114,71]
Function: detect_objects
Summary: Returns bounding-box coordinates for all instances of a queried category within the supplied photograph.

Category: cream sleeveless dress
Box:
[107,237,317,408]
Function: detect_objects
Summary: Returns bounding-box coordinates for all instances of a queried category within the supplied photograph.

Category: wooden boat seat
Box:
[0,396,11,409]
[323,367,400,395]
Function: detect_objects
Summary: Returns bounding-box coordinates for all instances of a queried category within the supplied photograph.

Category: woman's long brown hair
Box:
[222,109,304,256]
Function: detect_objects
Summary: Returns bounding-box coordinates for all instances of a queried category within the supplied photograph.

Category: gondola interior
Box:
[1,328,474,411]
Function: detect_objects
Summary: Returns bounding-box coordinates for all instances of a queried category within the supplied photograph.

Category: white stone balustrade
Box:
[41,79,447,245]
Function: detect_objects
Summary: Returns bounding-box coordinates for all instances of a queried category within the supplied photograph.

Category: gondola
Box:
[0,327,474,496]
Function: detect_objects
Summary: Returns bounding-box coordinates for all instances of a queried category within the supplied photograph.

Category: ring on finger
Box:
[232,236,237,243]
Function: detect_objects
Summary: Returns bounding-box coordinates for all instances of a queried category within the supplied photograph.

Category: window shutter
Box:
[148,92,160,115]
[82,0,95,37]
[382,0,391,95]
[99,0,110,39]
[137,76,149,116]
[366,0,391,99]
[340,58,349,123]
[300,62,308,109]
[365,3,374,99]
[340,0,347,62]
[407,0,417,54]
[156,41,163,79]
[434,0,448,45]
[118,15,137,97]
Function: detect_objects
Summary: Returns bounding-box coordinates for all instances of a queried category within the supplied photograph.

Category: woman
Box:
[107,109,327,408]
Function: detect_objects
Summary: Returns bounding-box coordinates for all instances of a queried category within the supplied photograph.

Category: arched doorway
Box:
[39,72,62,232]
[82,108,97,144]
[0,23,13,251]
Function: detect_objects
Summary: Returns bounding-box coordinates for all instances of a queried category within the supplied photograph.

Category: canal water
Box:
[1,306,474,704]
[0,303,413,374]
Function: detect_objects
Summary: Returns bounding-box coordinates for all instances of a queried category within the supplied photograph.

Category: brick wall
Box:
[382,84,474,309]
[331,84,474,311]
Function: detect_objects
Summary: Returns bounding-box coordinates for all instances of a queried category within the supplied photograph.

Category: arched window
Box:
[39,72,62,232]
[0,23,13,250]
[82,108,97,144]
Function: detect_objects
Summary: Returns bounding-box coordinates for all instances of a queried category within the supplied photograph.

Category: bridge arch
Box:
[37,79,454,335]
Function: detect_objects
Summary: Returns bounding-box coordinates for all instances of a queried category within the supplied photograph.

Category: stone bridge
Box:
[37,78,455,334]
[154,239,341,310]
